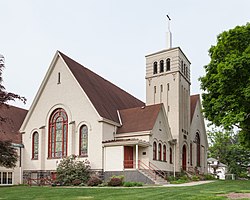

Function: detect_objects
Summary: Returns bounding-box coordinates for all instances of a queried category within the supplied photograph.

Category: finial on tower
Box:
[166,14,172,49]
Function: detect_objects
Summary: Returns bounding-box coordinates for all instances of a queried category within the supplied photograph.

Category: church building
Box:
[0,28,208,185]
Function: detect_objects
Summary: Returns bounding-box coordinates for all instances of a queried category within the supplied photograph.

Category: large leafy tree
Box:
[200,23,250,147]
[208,130,250,177]
[0,54,26,168]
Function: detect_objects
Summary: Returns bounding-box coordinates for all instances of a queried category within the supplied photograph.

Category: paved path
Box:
[163,180,215,187]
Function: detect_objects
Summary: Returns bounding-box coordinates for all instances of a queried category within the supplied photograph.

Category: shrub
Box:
[166,175,176,182]
[111,175,124,182]
[56,155,91,185]
[192,175,200,181]
[204,174,216,180]
[123,182,143,187]
[179,175,189,181]
[72,179,82,186]
[108,177,123,186]
[87,176,102,186]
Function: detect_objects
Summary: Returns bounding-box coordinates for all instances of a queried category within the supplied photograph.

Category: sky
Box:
[1,0,250,109]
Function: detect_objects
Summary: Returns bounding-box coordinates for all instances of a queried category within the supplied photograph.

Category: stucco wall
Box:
[104,146,123,171]
[22,55,103,173]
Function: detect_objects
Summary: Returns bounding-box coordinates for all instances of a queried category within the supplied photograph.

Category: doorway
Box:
[182,145,187,171]
[124,146,133,168]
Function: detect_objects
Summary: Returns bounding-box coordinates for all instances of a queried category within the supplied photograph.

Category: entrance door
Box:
[182,145,187,171]
[124,146,133,168]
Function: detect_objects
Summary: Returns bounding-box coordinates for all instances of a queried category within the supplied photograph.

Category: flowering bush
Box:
[56,155,91,185]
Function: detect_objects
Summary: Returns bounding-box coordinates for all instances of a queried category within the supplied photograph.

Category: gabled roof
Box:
[59,52,145,123]
[117,104,162,134]
[190,94,200,123]
[0,105,28,144]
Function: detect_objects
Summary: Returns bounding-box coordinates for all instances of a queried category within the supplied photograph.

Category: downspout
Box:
[174,144,176,178]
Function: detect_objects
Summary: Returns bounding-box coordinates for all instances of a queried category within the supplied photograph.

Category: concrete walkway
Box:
[163,180,215,187]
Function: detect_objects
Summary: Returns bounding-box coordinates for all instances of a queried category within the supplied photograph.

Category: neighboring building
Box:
[207,158,227,180]
[0,105,27,185]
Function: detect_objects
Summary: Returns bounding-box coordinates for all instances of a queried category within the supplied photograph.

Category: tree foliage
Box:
[0,55,26,109]
[0,54,26,168]
[0,141,18,168]
[199,23,250,147]
[56,155,91,185]
[208,130,250,177]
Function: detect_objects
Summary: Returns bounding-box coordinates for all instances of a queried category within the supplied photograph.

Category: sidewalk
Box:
[163,180,215,187]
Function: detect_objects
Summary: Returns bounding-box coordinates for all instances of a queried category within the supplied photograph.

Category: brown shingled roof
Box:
[117,104,162,134]
[190,94,200,123]
[0,105,28,144]
[59,52,145,123]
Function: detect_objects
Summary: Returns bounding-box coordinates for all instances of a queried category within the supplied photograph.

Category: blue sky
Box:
[1,0,250,109]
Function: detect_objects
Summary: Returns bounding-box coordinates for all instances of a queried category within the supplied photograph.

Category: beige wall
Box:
[104,146,123,171]
[190,99,208,173]
[21,54,103,172]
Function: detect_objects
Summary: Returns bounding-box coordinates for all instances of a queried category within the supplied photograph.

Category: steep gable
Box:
[0,105,27,144]
[117,104,162,134]
[190,94,199,123]
[59,52,145,123]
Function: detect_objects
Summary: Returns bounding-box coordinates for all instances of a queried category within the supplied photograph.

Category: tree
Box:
[208,129,250,177]
[0,54,26,168]
[199,23,250,147]
[0,141,18,168]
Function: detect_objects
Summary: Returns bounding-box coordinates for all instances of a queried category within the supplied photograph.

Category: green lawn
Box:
[0,180,250,200]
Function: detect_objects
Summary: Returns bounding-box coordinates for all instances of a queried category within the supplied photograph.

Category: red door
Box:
[124,146,133,168]
[182,145,187,171]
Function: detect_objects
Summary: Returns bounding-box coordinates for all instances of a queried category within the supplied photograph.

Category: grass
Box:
[0,180,250,200]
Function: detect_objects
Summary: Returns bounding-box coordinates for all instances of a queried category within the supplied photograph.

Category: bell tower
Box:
[145,16,191,143]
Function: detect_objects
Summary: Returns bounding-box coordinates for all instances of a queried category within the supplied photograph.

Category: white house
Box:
[0,105,27,185]
[208,158,227,180]
[1,35,208,184]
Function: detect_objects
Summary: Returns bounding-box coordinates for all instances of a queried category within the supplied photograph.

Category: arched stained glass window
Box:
[48,108,68,158]
[158,143,162,161]
[195,133,201,166]
[153,141,157,160]
[32,132,39,159]
[163,145,166,162]
[170,147,173,164]
[79,125,88,156]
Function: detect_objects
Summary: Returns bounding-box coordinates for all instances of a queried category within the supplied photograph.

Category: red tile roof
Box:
[190,94,200,123]
[117,104,162,134]
[59,52,145,123]
[0,105,28,144]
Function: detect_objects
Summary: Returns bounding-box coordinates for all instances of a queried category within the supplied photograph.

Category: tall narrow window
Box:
[79,125,88,156]
[153,142,157,160]
[160,60,164,72]
[153,62,158,74]
[166,58,170,71]
[58,72,61,84]
[163,145,166,162]
[170,147,173,164]
[196,133,201,166]
[154,86,156,94]
[32,132,39,160]
[181,60,184,72]
[48,108,68,158]
[190,143,193,166]
[184,64,186,76]
[158,143,162,161]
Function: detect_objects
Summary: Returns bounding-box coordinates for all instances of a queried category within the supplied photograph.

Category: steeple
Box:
[166,15,172,49]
